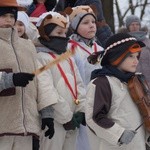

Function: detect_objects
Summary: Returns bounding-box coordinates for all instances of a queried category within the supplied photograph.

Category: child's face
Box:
[117,52,140,73]
[0,13,15,28]
[128,22,140,32]
[15,21,26,37]
[77,15,96,39]
[50,26,68,37]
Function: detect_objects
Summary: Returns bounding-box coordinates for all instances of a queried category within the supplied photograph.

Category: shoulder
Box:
[93,76,110,89]
[19,38,35,47]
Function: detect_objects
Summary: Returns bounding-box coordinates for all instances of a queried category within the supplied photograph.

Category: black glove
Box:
[74,112,86,126]
[13,72,35,87]
[63,115,79,130]
[118,130,136,145]
[41,118,54,139]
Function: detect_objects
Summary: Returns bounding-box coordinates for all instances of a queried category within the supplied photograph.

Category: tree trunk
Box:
[101,0,114,33]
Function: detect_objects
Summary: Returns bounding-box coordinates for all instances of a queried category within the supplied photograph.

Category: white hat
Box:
[17,11,30,29]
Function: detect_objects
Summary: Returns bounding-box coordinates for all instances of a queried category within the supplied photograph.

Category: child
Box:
[0,1,57,150]
[66,5,103,87]
[15,11,40,45]
[15,11,29,39]
[124,15,150,88]
[55,0,112,47]
[65,5,103,150]
[86,33,150,150]
[36,11,86,150]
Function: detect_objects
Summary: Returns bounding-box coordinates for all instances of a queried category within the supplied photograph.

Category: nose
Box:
[5,16,12,22]
[90,22,95,28]
[134,57,139,65]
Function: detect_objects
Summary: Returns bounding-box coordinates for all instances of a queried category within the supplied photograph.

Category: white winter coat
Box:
[37,46,86,124]
[67,41,103,86]
[86,76,149,150]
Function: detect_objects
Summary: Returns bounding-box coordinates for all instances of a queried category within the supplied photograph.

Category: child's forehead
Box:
[0,13,15,16]
[15,20,24,25]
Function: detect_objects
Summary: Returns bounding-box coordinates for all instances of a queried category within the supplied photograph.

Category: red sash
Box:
[69,40,98,55]
[49,52,78,104]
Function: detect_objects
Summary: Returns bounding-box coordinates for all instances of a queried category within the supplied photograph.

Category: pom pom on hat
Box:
[17,11,30,29]
[125,15,141,29]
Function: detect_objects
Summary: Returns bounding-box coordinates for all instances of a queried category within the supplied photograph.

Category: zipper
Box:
[10,30,27,135]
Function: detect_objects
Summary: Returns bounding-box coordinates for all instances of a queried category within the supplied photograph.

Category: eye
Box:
[92,21,95,24]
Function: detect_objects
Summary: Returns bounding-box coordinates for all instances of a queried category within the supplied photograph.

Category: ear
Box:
[45,14,53,20]
[64,7,73,15]
[59,11,67,17]
[90,4,98,17]
[44,14,53,26]
[38,16,50,41]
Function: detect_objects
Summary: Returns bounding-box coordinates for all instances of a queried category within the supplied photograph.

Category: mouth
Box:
[132,65,137,69]
[89,31,95,33]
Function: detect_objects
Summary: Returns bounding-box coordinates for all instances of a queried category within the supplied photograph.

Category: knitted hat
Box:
[64,5,97,31]
[37,11,69,40]
[17,11,30,29]
[125,15,141,29]
[101,33,145,66]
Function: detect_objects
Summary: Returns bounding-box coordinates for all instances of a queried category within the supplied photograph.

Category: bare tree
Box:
[114,0,150,28]
[101,0,114,32]
[102,0,150,33]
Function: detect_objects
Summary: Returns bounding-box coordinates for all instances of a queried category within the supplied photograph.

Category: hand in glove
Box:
[63,115,79,130]
[41,118,54,139]
[74,112,86,126]
[119,130,136,145]
[13,73,35,87]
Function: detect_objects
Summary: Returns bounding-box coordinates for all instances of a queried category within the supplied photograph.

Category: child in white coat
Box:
[86,33,150,150]
[65,5,103,150]
[36,11,86,150]
[66,5,103,87]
